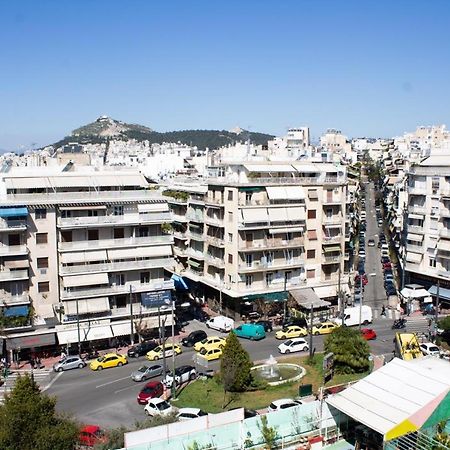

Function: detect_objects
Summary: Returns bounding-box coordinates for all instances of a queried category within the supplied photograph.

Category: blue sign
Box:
[141,290,172,308]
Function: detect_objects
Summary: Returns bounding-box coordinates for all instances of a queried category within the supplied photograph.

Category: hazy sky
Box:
[1,0,449,151]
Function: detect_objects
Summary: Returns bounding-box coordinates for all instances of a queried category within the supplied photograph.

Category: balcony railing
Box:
[0,245,28,257]
[208,176,345,186]
[186,248,205,259]
[61,279,174,300]
[0,219,27,231]
[173,247,188,256]
[204,216,224,226]
[60,257,174,275]
[186,212,204,222]
[205,255,225,268]
[323,196,343,204]
[239,237,304,250]
[408,226,425,235]
[440,228,450,239]
[173,231,188,240]
[186,231,204,241]
[172,214,188,223]
[238,258,304,272]
[406,243,424,253]
[0,269,29,281]
[322,235,342,244]
[323,216,342,225]
[58,212,172,228]
[0,291,30,305]
[205,197,223,206]
[322,255,341,264]
[206,236,225,247]
[58,235,173,251]
[408,206,426,215]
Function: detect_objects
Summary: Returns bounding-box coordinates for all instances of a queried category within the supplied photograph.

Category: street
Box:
[47,318,398,428]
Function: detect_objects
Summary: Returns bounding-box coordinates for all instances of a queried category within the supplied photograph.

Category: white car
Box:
[162,365,197,388]
[278,338,309,354]
[268,398,302,413]
[420,342,441,357]
[177,408,208,421]
[359,250,366,258]
[144,398,177,417]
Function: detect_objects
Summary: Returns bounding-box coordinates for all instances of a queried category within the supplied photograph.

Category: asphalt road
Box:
[47,318,397,428]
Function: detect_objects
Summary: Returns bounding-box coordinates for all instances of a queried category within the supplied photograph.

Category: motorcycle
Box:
[392,318,406,330]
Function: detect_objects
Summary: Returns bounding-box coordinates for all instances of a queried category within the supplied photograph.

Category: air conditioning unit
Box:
[40,269,47,275]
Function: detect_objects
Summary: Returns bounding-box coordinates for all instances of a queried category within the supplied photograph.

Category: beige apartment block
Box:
[0,168,174,355]
[166,161,349,316]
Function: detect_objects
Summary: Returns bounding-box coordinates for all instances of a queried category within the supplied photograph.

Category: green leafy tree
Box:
[220,331,252,393]
[257,415,279,450]
[0,374,79,450]
[324,327,370,374]
[438,316,450,332]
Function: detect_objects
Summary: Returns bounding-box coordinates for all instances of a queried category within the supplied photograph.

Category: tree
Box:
[257,415,279,450]
[220,332,252,393]
[0,374,79,450]
[324,327,370,374]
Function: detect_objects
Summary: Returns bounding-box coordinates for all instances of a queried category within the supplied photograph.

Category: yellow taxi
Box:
[89,353,127,371]
[311,321,339,335]
[198,347,223,361]
[193,336,226,352]
[146,343,182,361]
[275,325,308,340]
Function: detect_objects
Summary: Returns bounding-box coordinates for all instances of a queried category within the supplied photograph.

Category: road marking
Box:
[368,273,376,276]
[114,385,137,394]
[42,371,63,392]
[96,375,130,389]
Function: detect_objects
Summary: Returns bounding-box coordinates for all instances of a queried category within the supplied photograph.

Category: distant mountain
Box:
[49,116,274,151]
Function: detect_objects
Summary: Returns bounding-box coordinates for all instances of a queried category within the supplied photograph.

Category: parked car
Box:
[146,343,182,361]
[275,325,308,340]
[193,336,226,352]
[228,407,259,418]
[89,353,127,371]
[78,425,107,448]
[278,338,309,354]
[359,249,366,258]
[282,317,308,328]
[382,262,392,270]
[144,398,177,417]
[254,319,273,332]
[420,342,441,357]
[206,315,234,332]
[381,256,391,264]
[137,381,164,405]
[53,356,86,372]
[268,398,302,412]
[193,309,210,322]
[130,364,164,382]
[177,408,208,421]
[361,328,377,340]
[234,323,266,340]
[311,322,339,335]
[181,330,208,347]
[162,365,197,388]
[127,340,158,358]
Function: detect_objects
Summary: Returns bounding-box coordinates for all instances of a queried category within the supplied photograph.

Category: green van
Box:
[234,323,266,340]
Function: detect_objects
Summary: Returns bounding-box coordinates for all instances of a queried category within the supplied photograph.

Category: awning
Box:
[289,288,331,308]
[308,190,318,200]
[437,240,450,252]
[307,230,317,240]
[285,186,305,200]
[187,259,201,268]
[3,305,29,317]
[135,245,172,258]
[108,248,139,260]
[137,204,167,213]
[56,323,113,345]
[243,163,295,173]
[268,208,289,222]
[60,250,108,264]
[269,227,303,234]
[63,272,109,288]
[407,233,423,242]
[5,177,51,190]
[409,213,424,220]
[266,187,287,200]
[428,285,450,301]
[59,205,106,211]
[314,285,338,299]
[171,273,189,290]
[242,291,288,302]
[241,208,268,223]
[64,297,110,315]
[286,207,305,221]
[0,207,28,218]
[111,322,134,337]
[400,286,430,299]
[322,246,341,253]
[6,332,56,350]
[406,252,423,264]
[139,314,173,328]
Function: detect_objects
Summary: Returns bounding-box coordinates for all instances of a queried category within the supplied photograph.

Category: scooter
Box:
[392,318,406,329]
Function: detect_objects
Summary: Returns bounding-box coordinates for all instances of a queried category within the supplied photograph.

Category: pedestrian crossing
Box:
[0,368,52,403]
[404,316,430,336]
[373,309,401,320]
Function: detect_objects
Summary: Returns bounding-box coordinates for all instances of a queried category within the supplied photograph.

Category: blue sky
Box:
[1,0,449,151]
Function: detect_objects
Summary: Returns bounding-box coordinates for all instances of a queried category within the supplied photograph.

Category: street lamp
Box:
[129,285,135,345]
[171,299,177,400]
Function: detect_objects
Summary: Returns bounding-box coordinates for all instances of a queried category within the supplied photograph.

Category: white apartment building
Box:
[165,161,349,317]
[0,167,174,358]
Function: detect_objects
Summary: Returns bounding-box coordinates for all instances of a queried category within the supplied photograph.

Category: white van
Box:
[334,305,373,327]
[206,316,235,333]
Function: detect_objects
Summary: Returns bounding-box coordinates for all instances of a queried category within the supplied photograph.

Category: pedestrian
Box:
[36,357,42,369]
[60,350,67,360]
[381,305,386,317]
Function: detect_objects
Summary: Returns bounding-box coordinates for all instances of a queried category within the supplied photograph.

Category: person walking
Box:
[60,350,67,360]
[381,305,386,317]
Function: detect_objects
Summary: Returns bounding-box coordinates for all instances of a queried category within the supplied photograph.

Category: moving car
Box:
[181,330,207,347]
[146,343,182,361]
[78,425,107,447]
[278,338,309,354]
[275,325,308,340]
[267,398,302,412]
[53,356,86,372]
[206,315,234,332]
[368,239,375,247]
[254,319,273,332]
[162,365,197,388]
[144,398,177,417]
[361,328,377,340]
[137,381,164,405]
[130,364,164,382]
[198,347,222,361]
[336,306,373,327]
[193,336,225,352]
[311,322,339,335]
[234,323,266,340]
[177,408,208,421]
[420,342,441,357]
[89,353,127,371]
[127,340,158,358]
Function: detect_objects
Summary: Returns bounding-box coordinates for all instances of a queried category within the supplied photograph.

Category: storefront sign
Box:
[6,333,56,350]
[141,290,172,308]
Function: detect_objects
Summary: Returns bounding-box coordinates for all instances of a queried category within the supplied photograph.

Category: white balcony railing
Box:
[238,258,304,272]
[204,216,224,226]
[0,245,28,256]
[239,238,304,250]
[186,248,205,259]
[322,235,342,244]
[0,269,29,281]
[440,228,450,239]
[58,235,173,251]
[58,212,171,228]
[322,255,341,264]
[0,219,27,231]
[408,205,426,215]
[0,291,30,305]
[205,255,225,268]
[206,236,225,247]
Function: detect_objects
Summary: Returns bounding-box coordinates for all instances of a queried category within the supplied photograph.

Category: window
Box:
[228,212,233,223]
[140,271,150,284]
[266,273,273,286]
[228,254,233,264]
[139,227,149,237]
[61,231,72,242]
[114,228,124,239]
[307,249,316,259]
[228,190,233,201]
[61,210,72,218]
[308,210,316,219]
[429,258,437,268]
[285,271,292,282]
[88,230,99,241]
[228,233,233,243]
[35,208,47,219]
[246,192,252,204]
[307,269,315,279]
[88,209,98,217]
[113,205,124,216]
[245,275,253,287]
[36,233,48,244]
[37,257,48,269]
[38,281,49,293]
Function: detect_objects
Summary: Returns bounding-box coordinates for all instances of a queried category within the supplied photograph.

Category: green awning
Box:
[187,259,201,268]
[242,291,288,302]
[323,246,341,253]
[239,187,263,192]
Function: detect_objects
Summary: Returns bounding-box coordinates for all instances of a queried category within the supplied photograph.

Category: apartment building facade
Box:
[166,162,349,316]
[0,168,174,357]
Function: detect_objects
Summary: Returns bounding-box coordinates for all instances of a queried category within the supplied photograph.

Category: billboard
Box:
[141,290,172,308]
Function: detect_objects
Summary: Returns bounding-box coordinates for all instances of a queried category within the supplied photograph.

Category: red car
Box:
[361,328,377,340]
[355,274,368,286]
[137,381,164,405]
[382,262,392,270]
[79,425,107,447]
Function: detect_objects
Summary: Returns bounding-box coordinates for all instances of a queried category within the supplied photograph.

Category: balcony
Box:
[206,236,225,247]
[186,231,204,241]
[205,255,225,268]
[173,246,188,256]
[0,245,28,257]
[58,212,172,229]
[322,235,342,244]
[208,176,345,186]
[238,221,270,230]
[61,279,175,300]
[0,219,27,232]
[60,257,174,275]
[172,213,188,223]
[322,255,341,264]
[408,205,426,215]
[238,258,304,273]
[204,215,224,227]
[205,197,223,206]
[58,235,173,252]
[186,212,204,222]
[173,231,188,240]
[166,197,188,206]
[439,229,450,239]
[239,237,304,251]
[186,248,205,260]
[409,186,427,195]
[323,196,343,205]
[0,291,30,305]
[406,243,423,253]
[408,226,425,235]
[323,216,342,225]
[0,269,29,281]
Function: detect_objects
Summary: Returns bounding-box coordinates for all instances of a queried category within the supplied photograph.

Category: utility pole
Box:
[358,275,363,331]
[158,306,162,344]
[76,297,81,357]
[283,272,288,319]
[338,260,344,326]
[161,315,167,376]
[435,281,440,342]
[129,285,134,345]
[171,299,177,400]
[309,303,314,359]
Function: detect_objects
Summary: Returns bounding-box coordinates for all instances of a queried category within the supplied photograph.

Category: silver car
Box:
[53,356,86,372]
[131,364,164,382]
